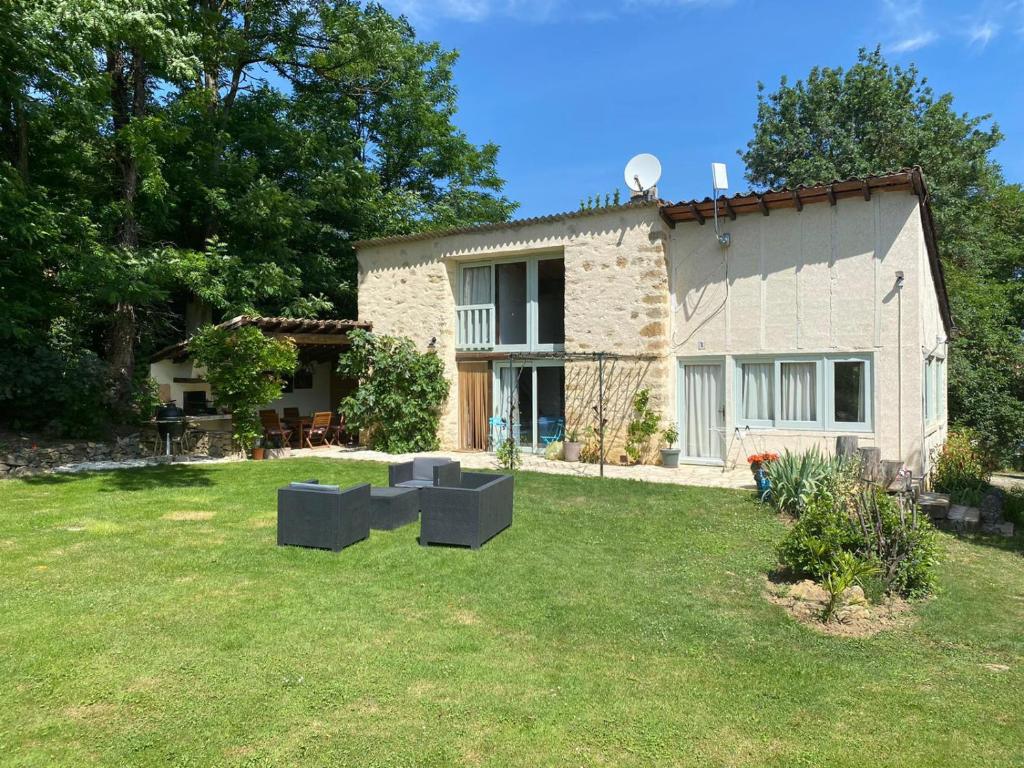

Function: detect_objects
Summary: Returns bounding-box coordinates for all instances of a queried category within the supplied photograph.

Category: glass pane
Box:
[537,258,565,345]
[741,363,773,421]
[495,364,523,446]
[495,261,527,345]
[536,366,565,447]
[924,360,934,421]
[516,367,533,448]
[833,361,865,423]
[461,266,491,305]
[780,362,816,422]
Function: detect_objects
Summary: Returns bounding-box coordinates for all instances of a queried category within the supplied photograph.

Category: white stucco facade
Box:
[356,177,950,473]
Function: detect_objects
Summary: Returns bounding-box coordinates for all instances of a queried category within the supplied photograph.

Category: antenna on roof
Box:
[711,162,731,247]
[624,153,661,202]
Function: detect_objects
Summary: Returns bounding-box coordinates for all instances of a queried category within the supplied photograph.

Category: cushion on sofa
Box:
[288,482,339,493]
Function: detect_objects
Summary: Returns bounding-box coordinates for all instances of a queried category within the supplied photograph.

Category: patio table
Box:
[283,416,312,448]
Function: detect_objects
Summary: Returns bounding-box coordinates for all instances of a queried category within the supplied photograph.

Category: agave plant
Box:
[766,447,835,516]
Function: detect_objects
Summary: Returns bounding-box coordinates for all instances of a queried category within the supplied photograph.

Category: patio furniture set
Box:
[277,457,514,551]
[260,408,347,450]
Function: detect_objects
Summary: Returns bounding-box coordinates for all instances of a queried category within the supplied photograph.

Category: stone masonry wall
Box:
[356,204,674,460]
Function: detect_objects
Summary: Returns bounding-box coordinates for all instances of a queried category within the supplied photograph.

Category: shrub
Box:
[0,320,112,438]
[1004,487,1024,526]
[931,429,992,506]
[543,440,564,461]
[496,436,521,471]
[766,447,836,516]
[777,487,938,598]
[190,325,298,454]
[662,424,678,449]
[624,389,660,464]
[336,330,449,453]
[821,552,879,623]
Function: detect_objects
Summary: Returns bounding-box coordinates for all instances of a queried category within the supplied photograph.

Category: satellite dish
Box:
[624,153,662,193]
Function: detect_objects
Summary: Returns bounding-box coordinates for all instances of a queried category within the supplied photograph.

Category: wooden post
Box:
[836,436,859,459]
[858,447,882,482]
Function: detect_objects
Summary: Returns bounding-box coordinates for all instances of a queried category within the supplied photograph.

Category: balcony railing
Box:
[456,303,494,350]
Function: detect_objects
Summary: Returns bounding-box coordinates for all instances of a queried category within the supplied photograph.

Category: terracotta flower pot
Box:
[252,447,265,460]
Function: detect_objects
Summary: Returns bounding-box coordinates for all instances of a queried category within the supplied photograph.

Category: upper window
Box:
[736,354,872,432]
[458,256,564,351]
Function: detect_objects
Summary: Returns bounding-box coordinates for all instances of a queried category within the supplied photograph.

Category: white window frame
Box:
[734,353,873,433]
[826,356,873,432]
[775,357,824,430]
[924,355,944,426]
[492,358,565,453]
[458,254,564,353]
[734,357,775,429]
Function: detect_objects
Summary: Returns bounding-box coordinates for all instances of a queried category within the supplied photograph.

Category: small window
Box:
[833,361,866,424]
[294,366,313,390]
[779,362,817,423]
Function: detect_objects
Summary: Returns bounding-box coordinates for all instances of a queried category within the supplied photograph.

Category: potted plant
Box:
[563,427,582,463]
[747,452,779,476]
[660,425,680,468]
[251,437,265,461]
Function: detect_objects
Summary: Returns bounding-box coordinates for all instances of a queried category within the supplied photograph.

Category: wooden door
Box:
[458,362,491,450]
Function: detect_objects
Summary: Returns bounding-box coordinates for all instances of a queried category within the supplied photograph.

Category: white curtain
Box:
[685,365,722,459]
[461,265,491,305]
[780,362,816,422]
[741,363,773,421]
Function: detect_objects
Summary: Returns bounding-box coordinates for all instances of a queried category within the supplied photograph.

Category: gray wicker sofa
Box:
[277,481,370,552]
[419,472,513,549]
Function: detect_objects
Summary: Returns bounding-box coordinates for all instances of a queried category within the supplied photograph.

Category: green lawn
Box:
[1,460,1022,767]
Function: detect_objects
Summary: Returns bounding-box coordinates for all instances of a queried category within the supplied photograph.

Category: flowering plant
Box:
[747,452,779,465]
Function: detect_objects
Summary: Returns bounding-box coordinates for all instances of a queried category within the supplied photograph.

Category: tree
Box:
[742,47,1024,465]
[336,330,449,453]
[189,325,298,454]
[0,0,515,436]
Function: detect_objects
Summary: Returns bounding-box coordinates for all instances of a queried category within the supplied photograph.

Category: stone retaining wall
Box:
[0,426,238,479]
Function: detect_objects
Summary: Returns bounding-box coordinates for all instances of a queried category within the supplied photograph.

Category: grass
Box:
[1,459,1022,767]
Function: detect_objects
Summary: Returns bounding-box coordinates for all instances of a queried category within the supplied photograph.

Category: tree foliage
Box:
[189,325,298,453]
[0,0,514,435]
[336,330,449,453]
[742,48,1024,465]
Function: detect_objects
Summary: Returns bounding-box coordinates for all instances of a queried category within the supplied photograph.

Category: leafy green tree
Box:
[0,0,514,435]
[336,330,449,453]
[742,47,1024,465]
[189,325,298,455]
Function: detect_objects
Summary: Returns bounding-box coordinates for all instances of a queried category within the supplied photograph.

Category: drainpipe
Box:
[895,271,905,467]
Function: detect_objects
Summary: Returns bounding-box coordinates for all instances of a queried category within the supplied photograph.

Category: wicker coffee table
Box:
[369,486,419,530]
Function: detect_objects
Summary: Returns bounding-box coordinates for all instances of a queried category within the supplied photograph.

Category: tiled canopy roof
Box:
[150,316,371,363]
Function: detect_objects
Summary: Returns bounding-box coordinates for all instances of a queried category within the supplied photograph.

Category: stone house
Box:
[355,168,951,473]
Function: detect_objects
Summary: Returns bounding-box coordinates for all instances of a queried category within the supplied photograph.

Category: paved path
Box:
[286,446,755,490]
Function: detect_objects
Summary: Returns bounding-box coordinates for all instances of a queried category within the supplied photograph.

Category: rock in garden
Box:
[789,580,828,603]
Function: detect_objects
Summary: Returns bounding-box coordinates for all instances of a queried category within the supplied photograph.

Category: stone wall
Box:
[357,203,672,458]
[0,426,237,479]
[0,435,147,478]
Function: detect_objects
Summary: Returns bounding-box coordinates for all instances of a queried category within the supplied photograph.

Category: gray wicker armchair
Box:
[388,457,461,490]
[277,481,370,552]
[419,472,513,549]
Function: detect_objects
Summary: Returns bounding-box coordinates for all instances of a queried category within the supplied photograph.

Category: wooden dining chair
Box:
[260,410,292,449]
[305,411,334,449]
[283,407,300,419]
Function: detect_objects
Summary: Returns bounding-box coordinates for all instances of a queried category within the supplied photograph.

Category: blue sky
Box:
[380,0,1024,218]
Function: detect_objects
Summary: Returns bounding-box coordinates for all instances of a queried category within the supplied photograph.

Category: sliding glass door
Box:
[492,361,565,452]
